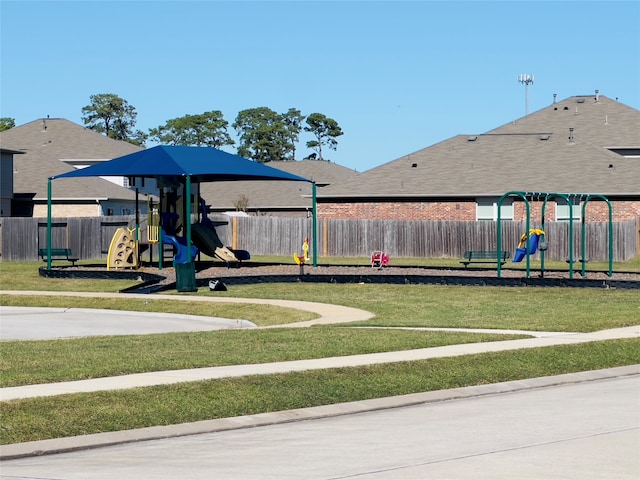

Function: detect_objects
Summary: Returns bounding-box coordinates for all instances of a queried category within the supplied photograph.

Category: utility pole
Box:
[518,74,534,115]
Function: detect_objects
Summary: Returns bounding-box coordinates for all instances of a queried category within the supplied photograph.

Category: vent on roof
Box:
[563,106,569,110]
[467,136,478,142]
[577,98,585,103]
[568,127,574,143]
[411,163,417,168]
[540,135,550,141]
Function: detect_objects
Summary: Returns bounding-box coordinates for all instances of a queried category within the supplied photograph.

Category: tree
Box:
[281,108,306,160]
[148,111,234,148]
[81,93,147,146]
[0,117,15,132]
[232,107,291,163]
[304,113,343,161]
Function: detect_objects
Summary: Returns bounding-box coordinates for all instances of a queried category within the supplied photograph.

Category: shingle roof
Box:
[200,159,359,210]
[0,118,143,200]
[319,95,640,198]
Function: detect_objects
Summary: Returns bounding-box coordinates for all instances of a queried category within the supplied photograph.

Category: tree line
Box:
[0,93,344,163]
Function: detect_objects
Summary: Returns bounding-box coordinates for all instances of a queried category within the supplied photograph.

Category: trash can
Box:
[175,261,197,292]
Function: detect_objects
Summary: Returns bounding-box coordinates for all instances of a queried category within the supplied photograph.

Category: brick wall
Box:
[318,201,476,220]
[33,204,102,218]
[319,199,640,222]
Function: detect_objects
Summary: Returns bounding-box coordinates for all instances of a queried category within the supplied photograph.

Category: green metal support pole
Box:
[312,182,318,267]
[540,195,550,276]
[542,193,572,279]
[135,188,140,241]
[568,195,574,280]
[608,199,613,278]
[185,176,192,252]
[525,194,531,279]
[158,189,164,270]
[581,195,613,278]
[497,191,530,278]
[47,178,52,270]
[581,214,586,278]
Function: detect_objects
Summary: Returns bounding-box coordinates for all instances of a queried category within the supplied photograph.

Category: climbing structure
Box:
[107,227,138,270]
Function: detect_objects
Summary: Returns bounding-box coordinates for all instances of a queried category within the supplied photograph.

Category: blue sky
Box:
[2,1,639,172]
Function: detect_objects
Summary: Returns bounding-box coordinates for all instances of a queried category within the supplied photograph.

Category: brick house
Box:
[315,93,640,223]
[198,159,359,217]
[0,118,151,217]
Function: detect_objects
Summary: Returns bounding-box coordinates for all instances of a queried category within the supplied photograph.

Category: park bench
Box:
[38,248,79,266]
[460,250,510,267]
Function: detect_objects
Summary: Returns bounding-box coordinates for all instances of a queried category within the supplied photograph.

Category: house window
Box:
[476,198,513,221]
[122,208,132,215]
[106,208,114,216]
[556,200,581,221]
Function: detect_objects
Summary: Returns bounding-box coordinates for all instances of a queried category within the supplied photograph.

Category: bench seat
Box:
[38,248,79,266]
[461,250,510,267]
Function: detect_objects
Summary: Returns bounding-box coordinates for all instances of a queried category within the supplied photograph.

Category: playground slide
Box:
[191,223,249,263]
[162,232,198,264]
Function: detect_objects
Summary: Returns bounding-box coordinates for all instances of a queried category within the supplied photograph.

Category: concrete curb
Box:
[2,365,638,460]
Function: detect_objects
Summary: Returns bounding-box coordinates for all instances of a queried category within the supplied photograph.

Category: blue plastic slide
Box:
[161,232,198,264]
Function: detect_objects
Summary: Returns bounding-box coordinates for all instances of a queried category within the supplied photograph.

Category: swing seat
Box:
[527,233,541,253]
[512,247,527,263]
[512,229,545,263]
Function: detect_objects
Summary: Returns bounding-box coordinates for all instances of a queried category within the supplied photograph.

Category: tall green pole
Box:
[312,182,318,267]
[47,178,52,270]
[497,191,530,278]
[158,188,164,270]
[581,195,613,278]
[568,195,574,279]
[185,176,192,252]
[608,198,613,278]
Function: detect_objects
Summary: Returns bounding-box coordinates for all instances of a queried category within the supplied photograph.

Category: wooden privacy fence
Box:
[0,216,638,262]
[233,217,639,262]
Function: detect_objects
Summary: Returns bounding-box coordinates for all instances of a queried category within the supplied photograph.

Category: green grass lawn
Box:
[1,260,639,445]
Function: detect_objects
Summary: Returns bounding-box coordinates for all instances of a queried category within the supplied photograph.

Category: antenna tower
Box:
[518,74,534,115]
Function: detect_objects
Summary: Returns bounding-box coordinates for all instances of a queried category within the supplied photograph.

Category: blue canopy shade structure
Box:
[46,146,318,276]
[52,145,312,184]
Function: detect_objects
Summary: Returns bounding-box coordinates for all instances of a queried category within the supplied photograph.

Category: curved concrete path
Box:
[0,290,375,328]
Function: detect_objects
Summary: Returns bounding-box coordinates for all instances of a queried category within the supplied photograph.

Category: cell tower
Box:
[518,74,534,115]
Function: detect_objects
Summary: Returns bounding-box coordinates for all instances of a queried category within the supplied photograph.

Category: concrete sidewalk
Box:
[1,325,638,402]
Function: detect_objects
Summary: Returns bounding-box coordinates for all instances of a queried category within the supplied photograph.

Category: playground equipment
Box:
[512,229,545,263]
[293,237,310,274]
[371,250,390,268]
[107,227,139,270]
[192,198,250,266]
[293,237,310,265]
[497,191,613,279]
[147,200,160,243]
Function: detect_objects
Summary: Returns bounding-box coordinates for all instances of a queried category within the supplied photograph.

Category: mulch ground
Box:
[133,261,640,289]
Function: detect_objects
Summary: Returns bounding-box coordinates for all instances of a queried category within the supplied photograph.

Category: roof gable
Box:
[0,118,143,159]
[320,95,640,198]
[0,118,145,201]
